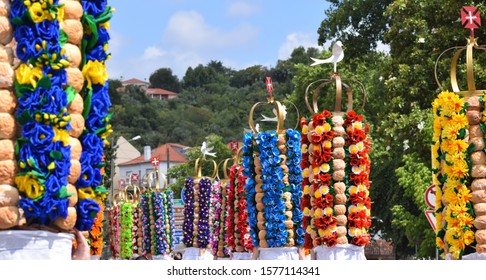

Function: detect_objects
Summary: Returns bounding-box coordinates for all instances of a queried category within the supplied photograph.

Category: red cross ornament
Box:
[461,6,481,37]
[151,156,160,167]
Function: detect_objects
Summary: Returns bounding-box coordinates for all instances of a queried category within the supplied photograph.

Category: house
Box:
[118,78,179,100]
[145,88,178,100]
[118,143,190,188]
[112,136,141,190]
[121,78,150,89]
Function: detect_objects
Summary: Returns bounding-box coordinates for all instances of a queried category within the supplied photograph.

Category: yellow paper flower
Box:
[320,163,330,173]
[82,60,108,88]
[29,2,49,23]
[323,141,332,149]
[78,187,97,200]
[315,125,324,135]
[16,63,44,88]
[15,174,45,199]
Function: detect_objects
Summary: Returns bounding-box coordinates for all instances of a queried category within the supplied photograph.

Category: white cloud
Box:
[142,46,166,60]
[164,10,258,49]
[227,1,259,17]
[278,32,323,60]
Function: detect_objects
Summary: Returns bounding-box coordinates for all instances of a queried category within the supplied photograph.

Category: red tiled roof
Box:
[146,88,178,95]
[119,143,189,166]
[122,78,149,85]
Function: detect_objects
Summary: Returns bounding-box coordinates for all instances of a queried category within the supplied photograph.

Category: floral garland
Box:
[210,178,222,255]
[89,203,104,256]
[153,191,168,255]
[236,164,253,252]
[119,202,132,259]
[74,0,113,231]
[131,203,140,256]
[286,129,305,246]
[242,131,258,246]
[108,206,118,258]
[432,90,475,259]
[11,0,73,227]
[196,177,212,248]
[225,165,237,251]
[182,177,195,247]
[343,111,371,246]
[140,190,152,255]
[300,110,337,247]
[165,189,175,254]
[217,179,230,257]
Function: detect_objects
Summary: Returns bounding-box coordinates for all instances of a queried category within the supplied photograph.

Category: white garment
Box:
[0,230,74,260]
[90,255,100,260]
[231,252,253,260]
[461,253,486,260]
[182,247,214,260]
[314,244,366,260]
[152,254,173,260]
[258,247,299,260]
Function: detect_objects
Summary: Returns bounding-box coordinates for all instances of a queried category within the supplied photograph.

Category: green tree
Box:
[148,68,181,92]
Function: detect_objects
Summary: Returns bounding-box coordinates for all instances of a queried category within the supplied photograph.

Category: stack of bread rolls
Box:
[0,0,23,230]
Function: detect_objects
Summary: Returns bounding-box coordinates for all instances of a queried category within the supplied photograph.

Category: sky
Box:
[106,0,330,82]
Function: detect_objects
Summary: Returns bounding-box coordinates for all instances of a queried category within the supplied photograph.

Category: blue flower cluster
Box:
[153,192,168,255]
[74,0,114,231]
[256,131,288,247]
[242,132,259,246]
[182,177,195,246]
[286,129,305,245]
[197,178,212,248]
[11,0,72,225]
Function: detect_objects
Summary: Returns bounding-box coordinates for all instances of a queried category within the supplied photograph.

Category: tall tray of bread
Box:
[0,0,114,259]
[432,6,486,260]
[182,153,217,260]
[300,41,371,260]
[242,77,305,260]
[226,148,254,260]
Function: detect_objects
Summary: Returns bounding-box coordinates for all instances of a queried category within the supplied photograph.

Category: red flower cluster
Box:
[313,193,334,209]
[225,165,237,251]
[315,232,338,247]
[236,167,253,252]
[344,111,372,247]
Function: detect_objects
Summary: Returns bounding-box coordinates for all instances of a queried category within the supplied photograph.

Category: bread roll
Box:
[0,184,19,207]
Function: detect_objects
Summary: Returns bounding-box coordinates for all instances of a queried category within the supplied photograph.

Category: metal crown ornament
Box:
[435,6,485,96]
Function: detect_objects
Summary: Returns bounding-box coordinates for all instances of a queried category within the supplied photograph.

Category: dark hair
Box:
[134,255,148,260]
[174,252,183,260]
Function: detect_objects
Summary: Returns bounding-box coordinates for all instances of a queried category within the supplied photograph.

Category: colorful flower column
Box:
[300,73,371,259]
[0,0,24,230]
[432,91,475,259]
[139,179,175,260]
[242,96,305,260]
[181,158,216,260]
[226,157,254,259]
[11,0,76,231]
[75,0,113,233]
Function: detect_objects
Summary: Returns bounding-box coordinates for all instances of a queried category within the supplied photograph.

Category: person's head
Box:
[174,252,182,260]
[133,255,148,260]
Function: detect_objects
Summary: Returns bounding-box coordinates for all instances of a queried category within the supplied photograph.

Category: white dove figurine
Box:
[310,40,344,72]
[261,105,287,122]
[200,141,216,157]
[243,123,260,134]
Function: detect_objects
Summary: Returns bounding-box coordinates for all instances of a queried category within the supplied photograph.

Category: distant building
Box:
[145,88,178,100]
[112,136,141,190]
[118,143,190,187]
[121,78,150,89]
[365,239,395,260]
[118,78,178,100]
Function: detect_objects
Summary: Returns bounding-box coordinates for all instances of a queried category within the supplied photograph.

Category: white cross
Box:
[467,11,477,25]
[151,157,160,166]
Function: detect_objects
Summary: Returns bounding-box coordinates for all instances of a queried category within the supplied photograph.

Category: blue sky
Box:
[106,0,330,81]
